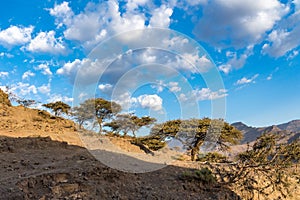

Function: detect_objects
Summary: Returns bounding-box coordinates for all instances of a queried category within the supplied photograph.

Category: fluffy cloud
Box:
[218,46,253,73]
[137,94,163,111]
[236,74,259,85]
[57,58,110,84]
[114,92,163,111]
[22,71,35,80]
[179,88,227,102]
[126,0,149,11]
[11,82,37,96]
[48,1,73,28]
[152,81,181,93]
[139,48,157,63]
[27,31,66,54]
[191,88,228,101]
[63,9,105,42]
[149,5,173,28]
[262,25,300,57]
[98,83,113,93]
[48,1,175,49]
[114,92,137,110]
[194,0,288,48]
[168,82,181,92]
[48,1,145,48]
[180,53,212,73]
[0,25,33,48]
[38,84,51,94]
[47,94,73,103]
[260,0,300,57]
[34,64,52,76]
[57,59,83,76]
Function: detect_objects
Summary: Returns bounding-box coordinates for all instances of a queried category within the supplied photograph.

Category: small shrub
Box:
[197,152,227,163]
[182,167,216,184]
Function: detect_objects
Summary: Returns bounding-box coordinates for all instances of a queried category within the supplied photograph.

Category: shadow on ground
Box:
[0,136,241,200]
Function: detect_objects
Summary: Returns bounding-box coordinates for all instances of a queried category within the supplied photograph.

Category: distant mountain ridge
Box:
[232,120,300,144]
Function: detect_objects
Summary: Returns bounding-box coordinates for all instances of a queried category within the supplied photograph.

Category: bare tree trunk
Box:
[97,118,103,134]
[191,136,204,161]
[132,130,136,138]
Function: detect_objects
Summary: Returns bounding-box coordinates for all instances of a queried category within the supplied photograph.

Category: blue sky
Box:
[0,0,299,127]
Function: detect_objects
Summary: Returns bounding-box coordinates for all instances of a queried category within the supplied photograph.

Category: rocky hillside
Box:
[0,88,82,146]
[0,88,242,199]
[0,88,299,200]
[0,88,11,106]
[232,120,300,144]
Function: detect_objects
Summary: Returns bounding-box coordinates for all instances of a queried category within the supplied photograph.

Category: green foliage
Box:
[206,133,300,200]
[150,118,242,160]
[105,113,156,137]
[238,133,300,167]
[43,101,71,116]
[182,168,216,185]
[17,99,36,108]
[72,103,94,128]
[197,152,227,163]
[72,98,121,132]
[133,135,166,150]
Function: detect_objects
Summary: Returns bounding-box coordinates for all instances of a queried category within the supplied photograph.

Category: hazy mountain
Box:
[232,120,300,144]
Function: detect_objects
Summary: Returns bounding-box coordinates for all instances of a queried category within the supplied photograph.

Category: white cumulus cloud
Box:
[22,71,35,80]
[0,25,33,48]
[48,1,175,49]
[57,58,110,84]
[27,31,66,54]
[137,94,163,111]
[11,82,37,96]
[194,0,288,48]
[149,5,173,28]
[48,1,73,28]
[262,24,300,57]
[34,64,52,76]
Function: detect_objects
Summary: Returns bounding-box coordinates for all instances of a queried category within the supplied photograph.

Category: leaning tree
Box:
[150,118,242,161]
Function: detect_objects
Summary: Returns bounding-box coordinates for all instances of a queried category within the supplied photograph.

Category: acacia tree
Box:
[72,98,121,133]
[17,99,37,108]
[150,118,242,161]
[205,133,300,200]
[43,101,71,116]
[105,113,156,137]
[72,105,94,129]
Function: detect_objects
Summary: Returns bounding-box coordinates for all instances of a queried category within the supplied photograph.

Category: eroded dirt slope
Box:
[0,136,240,200]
